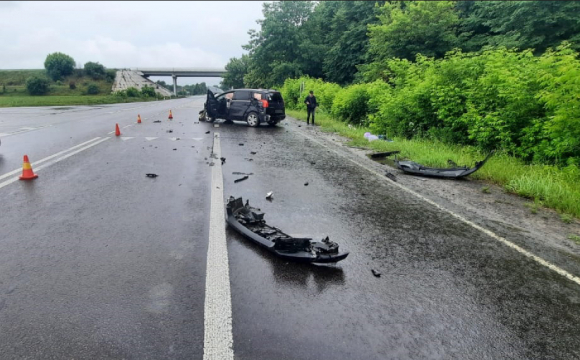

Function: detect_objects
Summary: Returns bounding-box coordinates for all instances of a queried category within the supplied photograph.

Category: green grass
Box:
[0,95,161,107]
[568,234,580,244]
[287,109,580,219]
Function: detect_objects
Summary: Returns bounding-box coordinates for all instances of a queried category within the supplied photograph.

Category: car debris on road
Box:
[371,269,381,277]
[145,173,158,178]
[266,192,273,200]
[234,176,249,183]
[226,196,349,263]
[395,151,494,179]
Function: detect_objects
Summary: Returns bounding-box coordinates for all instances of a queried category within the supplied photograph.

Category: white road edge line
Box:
[0,137,110,190]
[0,137,102,181]
[296,129,580,286]
[203,132,234,360]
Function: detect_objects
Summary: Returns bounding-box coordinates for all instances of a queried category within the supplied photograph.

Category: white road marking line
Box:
[192,138,203,141]
[295,129,580,286]
[0,133,10,137]
[169,137,178,141]
[120,137,134,141]
[203,133,234,359]
[0,137,102,181]
[145,137,158,141]
[107,131,115,135]
[123,125,132,129]
[0,137,110,190]
[20,127,36,130]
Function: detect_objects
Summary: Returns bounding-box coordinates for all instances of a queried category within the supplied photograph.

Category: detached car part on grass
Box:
[226,196,349,263]
[395,151,494,179]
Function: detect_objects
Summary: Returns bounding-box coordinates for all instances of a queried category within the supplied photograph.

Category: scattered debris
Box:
[371,269,381,277]
[385,172,397,182]
[266,192,273,201]
[226,197,349,263]
[205,131,210,134]
[370,151,400,158]
[176,137,180,140]
[239,143,244,146]
[234,176,249,183]
[209,162,215,167]
[244,158,254,162]
[173,148,177,151]
[153,120,161,123]
[166,130,173,133]
[146,173,158,178]
[232,172,254,175]
[310,161,316,165]
[298,125,302,127]
[304,182,309,186]
[221,157,226,165]
[250,151,257,155]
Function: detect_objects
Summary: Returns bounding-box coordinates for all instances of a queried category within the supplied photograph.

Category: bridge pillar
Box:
[172,75,177,96]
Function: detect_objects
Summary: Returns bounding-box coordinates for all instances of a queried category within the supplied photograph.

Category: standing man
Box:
[304,90,318,125]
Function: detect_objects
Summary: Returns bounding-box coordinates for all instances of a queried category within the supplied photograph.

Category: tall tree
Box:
[368,1,461,62]
[221,55,250,89]
[459,1,580,53]
[243,1,315,87]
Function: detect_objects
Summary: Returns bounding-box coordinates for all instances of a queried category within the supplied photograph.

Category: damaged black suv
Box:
[201,89,286,127]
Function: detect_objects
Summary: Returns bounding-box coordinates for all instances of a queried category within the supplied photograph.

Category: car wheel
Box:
[246,112,260,127]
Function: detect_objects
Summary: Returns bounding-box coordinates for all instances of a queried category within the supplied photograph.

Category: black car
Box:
[201,89,285,127]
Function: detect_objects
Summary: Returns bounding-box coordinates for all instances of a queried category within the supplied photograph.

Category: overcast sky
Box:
[0,1,266,85]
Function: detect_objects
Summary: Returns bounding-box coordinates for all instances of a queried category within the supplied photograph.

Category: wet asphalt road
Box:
[1,98,580,359]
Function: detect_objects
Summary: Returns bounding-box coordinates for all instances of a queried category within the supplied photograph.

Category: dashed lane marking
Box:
[145,137,158,141]
[0,137,110,190]
[120,137,134,141]
[294,128,580,287]
[203,133,234,359]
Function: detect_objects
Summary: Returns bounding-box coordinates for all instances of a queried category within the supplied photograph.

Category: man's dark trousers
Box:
[307,107,315,125]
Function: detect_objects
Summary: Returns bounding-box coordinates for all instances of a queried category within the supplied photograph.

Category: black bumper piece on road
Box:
[226,196,349,263]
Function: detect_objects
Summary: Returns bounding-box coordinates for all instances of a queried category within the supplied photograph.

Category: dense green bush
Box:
[281,43,580,166]
[25,76,50,95]
[141,86,156,97]
[44,52,75,81]
[331,84,369,125]
[126,87,139,97]
[69,81,76,89]
[86,83,99,95]
[105,69,116,82]
[84,62,106,80]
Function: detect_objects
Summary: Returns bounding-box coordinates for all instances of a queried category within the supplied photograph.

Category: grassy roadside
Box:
[0,95,162,107]
[287,109,580,219]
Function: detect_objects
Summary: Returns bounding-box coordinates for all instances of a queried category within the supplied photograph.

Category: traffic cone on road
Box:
[115,123,121,136]
[168,110,173,120]
[19,155,38,180]
[137,114,142,124]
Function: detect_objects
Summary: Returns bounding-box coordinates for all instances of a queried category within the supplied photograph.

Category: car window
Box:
[253,93,262,100]
[216,92,234,100]
[267,92,283,103]
[233,91,251,101]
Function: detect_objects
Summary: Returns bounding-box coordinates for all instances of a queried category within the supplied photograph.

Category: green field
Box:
[287,109,580,220]
[0,69,161,107]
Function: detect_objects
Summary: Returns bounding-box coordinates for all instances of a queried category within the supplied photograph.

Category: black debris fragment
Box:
[220,157,226,165]
[166,130,173,133]
[371,269,381,277]
[304,182,309,186]
[250,151,257,155]
[209,162,215,167]
[173,148,177,151]
[232,172,253,175]
[244,158,254,162]
[205,131,210,134]
[234,176,249,183]
[239,143,244,146]
[146,173,158,178]
[370,151,400,158]
[153,120,161,123]
[310,161,316,165]
[266,192,273,201]
[385,172,397,182]
[298,125,302,127]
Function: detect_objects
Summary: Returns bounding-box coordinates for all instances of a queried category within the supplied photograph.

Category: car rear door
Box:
[230,90,252,120]
[265,92,285,117]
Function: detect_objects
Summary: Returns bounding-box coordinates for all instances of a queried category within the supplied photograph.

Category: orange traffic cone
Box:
[19,155,38,180]
[115,123,121,136]
[168,110,173,120]
[137,114,142,124]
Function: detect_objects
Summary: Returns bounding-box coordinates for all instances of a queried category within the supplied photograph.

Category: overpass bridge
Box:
[133,68,226,95]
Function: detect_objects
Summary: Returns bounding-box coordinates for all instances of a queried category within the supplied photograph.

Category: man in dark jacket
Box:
[304,90,318,125]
